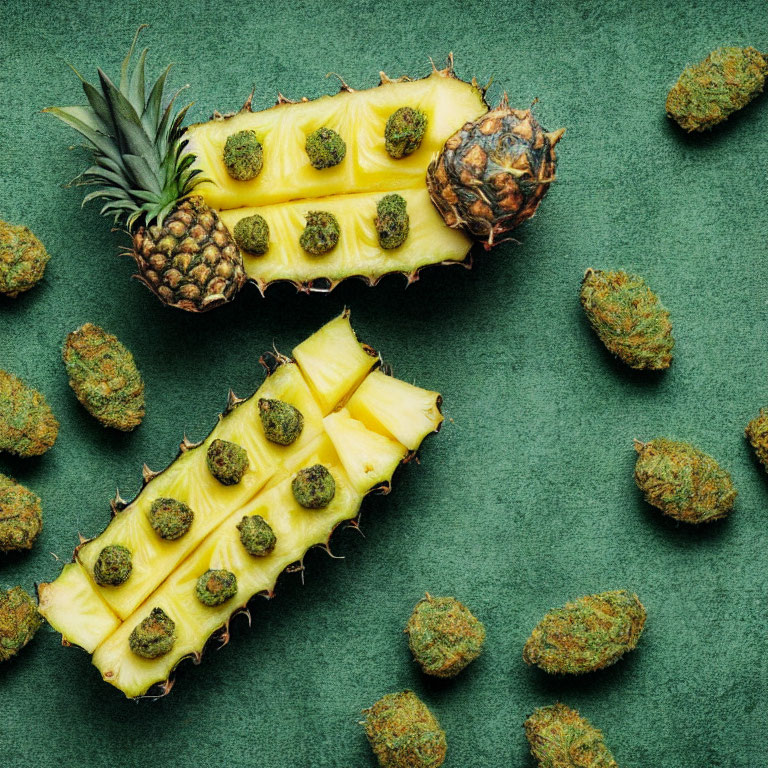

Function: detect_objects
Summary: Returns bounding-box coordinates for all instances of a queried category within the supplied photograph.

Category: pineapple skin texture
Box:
[186,67,488,291]
[40,313,443,698]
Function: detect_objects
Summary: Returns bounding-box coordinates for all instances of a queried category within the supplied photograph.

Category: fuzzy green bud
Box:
[148,497,194,540]
[223,130,263,181]
[0,474,42,552]
[524,703,618,768]
[258,398,304,445]
[0,587,41,663]
[63,323,145,431]
[385,107,428,159]
[305,127,347,169]
[299,211,340,255]
[363,690,447,768]
[233,214,270,255]
[634,438,736,523]
[93,544,132,586]
[376,194,409,249]
[0,369,59,457]
[746,408,768,472]
[207,439,249,485]
[129,607,176,659]
[0,220,50,297]
[292,464,335,509]
[405,594,485,678]
[195,569,238,606]
[523,590,646,675]
[237,514,277,556]
[580,269,674,371]
[666,47,768,132]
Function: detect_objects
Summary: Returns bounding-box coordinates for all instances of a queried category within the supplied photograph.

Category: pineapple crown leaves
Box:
[44,26,205,229]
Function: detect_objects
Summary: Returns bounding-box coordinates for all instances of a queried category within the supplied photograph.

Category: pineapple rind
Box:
[186,72,488,210]
[37,563,120,653]
[220,188,472,289]
[346,369,444,450]
[76,362,325,620]
[93,448,362,698]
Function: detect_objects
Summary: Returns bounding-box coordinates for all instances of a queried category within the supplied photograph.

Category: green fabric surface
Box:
[1,1,766,765]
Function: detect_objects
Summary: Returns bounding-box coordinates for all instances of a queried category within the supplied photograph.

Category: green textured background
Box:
[1,0,766,765]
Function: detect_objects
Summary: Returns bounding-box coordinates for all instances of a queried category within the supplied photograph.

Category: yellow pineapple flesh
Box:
[185,67,488,290]
[39,313,443,697]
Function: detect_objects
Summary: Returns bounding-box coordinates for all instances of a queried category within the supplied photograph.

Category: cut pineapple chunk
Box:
[220,188,471,290]
[93,443,362,697]
[293,311,377,413]
[346,369,443,450]
[186,70,487,210]
[323,409,407,493]
[37,563,120,652]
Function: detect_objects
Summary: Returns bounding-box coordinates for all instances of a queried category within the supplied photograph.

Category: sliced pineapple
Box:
[39,313,443,697]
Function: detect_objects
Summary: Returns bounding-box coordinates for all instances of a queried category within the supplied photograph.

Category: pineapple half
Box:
[38,312,443,698]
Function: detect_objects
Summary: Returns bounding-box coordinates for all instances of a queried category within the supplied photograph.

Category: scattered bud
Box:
[363,690,447,768]
[148,497,194,540]
[524,703,618,768]
[0,474,42,552]
[376,194,410,249]
[666,47,768,132]
[258,398,304,445]
[233,214,270,255]
[305,126,346,169]
[580,269,674,371]
[405,594,485,678]
[292,464,335,509]
[207,439,249,485]
[129,607,176,659]
[634,438,737,523]
[195,569,238,606]
[237,514,277,556]
[0,220,50,297]
[299,211,340,255]
[385,107,427,159]
[0,587,41,663]
[223,130,263,180]
[0,369,59,457]
[746,409,768,473]
[93,544,132,587]
[523,590,646,674]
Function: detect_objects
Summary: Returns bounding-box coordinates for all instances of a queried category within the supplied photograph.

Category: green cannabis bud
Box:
[63,323,145,431]
[207,439,249,485]
[299,211,340,255]
[0,220,50,297]
[148,497,194,540]
[258,398,304,445]
[233,214,270,255]
[666,47,768,132]
[0,474,42,552]
[580,269,674,371]
[237,514,277,556]
[523,590,646,675]
[385,107,428,159]
[746,409,768,473]
[634,438,737,523]
[0,369,59,457]
[405,594,486,678]
[0,587,42,663]
[93,544,133,586]
[292,464,336,509]
[305,126,347,169]
[376,194,410,249]
[363,690,447,768]
[524,703,618,768]
[129,607,176,659]
[195,569,238,606]
[223,130,264,180]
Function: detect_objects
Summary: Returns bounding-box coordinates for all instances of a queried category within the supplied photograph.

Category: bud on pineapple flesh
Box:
[38,312,443,697]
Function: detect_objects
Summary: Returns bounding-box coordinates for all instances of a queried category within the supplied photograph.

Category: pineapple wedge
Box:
[39,312,443,697]
[186,65,488,291]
